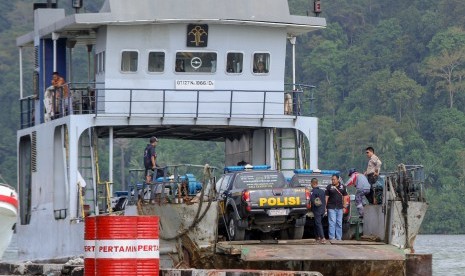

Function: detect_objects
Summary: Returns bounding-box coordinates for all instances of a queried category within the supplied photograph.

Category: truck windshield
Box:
[234,171,286,190]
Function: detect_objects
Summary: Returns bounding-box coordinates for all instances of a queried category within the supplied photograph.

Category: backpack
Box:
[311,189,323,207]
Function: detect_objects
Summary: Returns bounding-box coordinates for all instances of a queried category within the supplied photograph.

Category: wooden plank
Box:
[238,243,406,261]
[216,239,387,255]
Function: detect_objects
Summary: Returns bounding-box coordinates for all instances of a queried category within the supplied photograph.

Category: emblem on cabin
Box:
[187,24,208,47]
[191,57,202,69]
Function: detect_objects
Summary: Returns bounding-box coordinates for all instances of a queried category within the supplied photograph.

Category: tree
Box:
[302,24,348,124]
[422,49,465,108]
[438,0,465,30]
[422,108,465,144]
[384,70,425,122]
[422,27,465,109]
[334,116,402,171]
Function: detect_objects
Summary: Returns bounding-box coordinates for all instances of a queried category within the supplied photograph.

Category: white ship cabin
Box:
[15,0,325,260]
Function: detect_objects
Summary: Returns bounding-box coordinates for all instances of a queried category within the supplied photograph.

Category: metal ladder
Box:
[92,131,113,214]
[273,128,309,173]
[273,128,299,173]
[78,128,96,217]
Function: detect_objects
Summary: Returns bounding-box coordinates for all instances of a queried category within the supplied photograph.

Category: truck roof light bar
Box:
[293,169,340,175]
[224,164,271,173]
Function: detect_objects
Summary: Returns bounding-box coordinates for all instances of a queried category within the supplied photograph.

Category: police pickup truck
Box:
[216,165,310,241]
[289,169,359,240]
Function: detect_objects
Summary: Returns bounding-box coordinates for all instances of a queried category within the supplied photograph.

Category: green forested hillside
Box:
[288,0,465,234]
[1,0,464,233]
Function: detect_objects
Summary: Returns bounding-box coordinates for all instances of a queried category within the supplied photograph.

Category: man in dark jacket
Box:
[144,136,158,184]
[310,178,326,243]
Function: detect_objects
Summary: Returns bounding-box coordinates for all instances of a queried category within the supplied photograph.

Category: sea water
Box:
[2,234,463,275]
[1,235,17,261]
[415,234,465,276]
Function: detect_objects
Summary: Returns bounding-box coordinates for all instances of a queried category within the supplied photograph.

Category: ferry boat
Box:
[0,183,17,259]
[14,0,429,275]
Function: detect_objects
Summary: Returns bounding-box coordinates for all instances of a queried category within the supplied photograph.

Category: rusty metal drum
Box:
[84,216,96,276]
[91,216,159,275]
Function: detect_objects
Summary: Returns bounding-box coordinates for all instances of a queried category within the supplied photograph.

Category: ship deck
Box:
[211,239,433,276]
[216,239,405,261]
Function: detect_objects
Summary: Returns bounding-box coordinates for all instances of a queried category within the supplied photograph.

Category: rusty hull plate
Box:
[161,269,322,276]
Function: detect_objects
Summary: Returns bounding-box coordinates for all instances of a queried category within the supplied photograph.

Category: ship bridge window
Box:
[226,52,243,74]
[148,51,165,73]
[121,50,139,72]
[175,52,217,73]
[253,52,270,74]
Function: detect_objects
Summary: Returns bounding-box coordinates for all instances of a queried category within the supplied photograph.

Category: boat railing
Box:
[383,164,426,202]
[19,84,315,128]
[125,164,218,206]
[0,182,17,192]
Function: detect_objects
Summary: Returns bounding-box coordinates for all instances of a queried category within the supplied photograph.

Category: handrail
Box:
[19,84,316,129]
[0,182,16,191]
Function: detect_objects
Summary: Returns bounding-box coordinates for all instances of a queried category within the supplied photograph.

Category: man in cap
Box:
[144,136,159,184]
[344,168,371,217]
[310,178,326,243]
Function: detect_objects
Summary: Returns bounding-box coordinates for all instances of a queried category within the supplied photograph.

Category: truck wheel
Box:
[289,226,304,239]
[280,229,289,240]
[228,216,245,241]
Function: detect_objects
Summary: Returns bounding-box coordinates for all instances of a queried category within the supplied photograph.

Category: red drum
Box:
[136,216,160,276]
[84,216,96,276]
[89,216,159,276]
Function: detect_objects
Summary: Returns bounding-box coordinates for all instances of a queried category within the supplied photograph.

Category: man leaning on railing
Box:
[50,72,70,118]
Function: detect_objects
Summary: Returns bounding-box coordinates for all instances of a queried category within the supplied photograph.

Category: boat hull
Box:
[363,201,428,249]
[0,185,18,259]
[136,201,219,268]
[135,201,425,276]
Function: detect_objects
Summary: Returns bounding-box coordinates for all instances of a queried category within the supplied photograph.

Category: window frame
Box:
[233,171,286,190]
[96,51,106,74]
[215,174,232,195]
[225,52,244,74]
[175,51,218,74]
[252,52,271,75]
[147,50,166,74]
[120,50,139,73]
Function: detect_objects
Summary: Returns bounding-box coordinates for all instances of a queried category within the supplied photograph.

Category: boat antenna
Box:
[46,0,57,8]
[72,0,83,13]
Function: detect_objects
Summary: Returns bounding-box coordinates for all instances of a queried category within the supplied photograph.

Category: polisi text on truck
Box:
[259,196,301,207]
